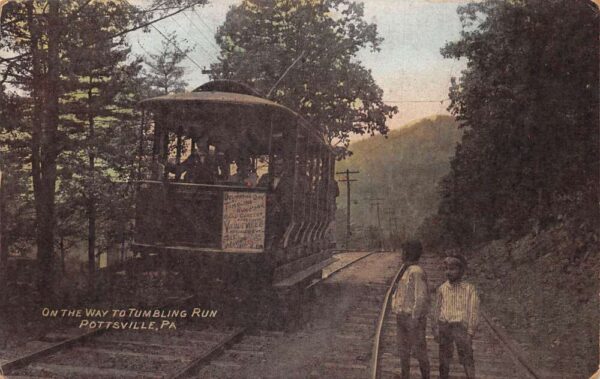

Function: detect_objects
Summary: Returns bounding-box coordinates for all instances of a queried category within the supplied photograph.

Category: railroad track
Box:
[315,252,402,378]
[0,252,373,379]
[177,251,377,378]
[0,292,252,379]
[3,327,246,378]
[371,254,544,379]
[3,252,436,379]
[189,330,282,378]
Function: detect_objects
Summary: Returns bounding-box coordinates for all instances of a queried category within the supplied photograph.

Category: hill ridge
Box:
[336,115,461,247]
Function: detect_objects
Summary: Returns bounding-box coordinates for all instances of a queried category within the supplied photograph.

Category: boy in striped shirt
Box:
[432,254,480,379]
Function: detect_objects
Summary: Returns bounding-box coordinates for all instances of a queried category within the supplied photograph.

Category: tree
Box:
[0,0,207,301]
[143,32,192,95]
[435,0,598,245]
[0,90,36,301]
[59,0,143,289]
[211,0,397,153]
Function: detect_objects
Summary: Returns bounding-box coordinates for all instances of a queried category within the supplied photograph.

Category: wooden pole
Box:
[336,169,359,250]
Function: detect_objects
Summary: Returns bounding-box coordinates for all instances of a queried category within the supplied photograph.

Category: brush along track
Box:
[371,254,546,379]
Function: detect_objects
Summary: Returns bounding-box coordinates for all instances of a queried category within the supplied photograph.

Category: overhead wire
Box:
[191,8,221,51]
[149,23,204,70]
[121,0,206,70]
[170,13,214,58]
[136,38,157,57]
[111,0,205,42]
[182,10,220,54]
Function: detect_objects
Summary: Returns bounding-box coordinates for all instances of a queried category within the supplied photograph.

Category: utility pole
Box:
[365,196,384,251]
[384,208,395,234]
[336,169,359,250]
[384,208,402,251]
[391,216,400,232]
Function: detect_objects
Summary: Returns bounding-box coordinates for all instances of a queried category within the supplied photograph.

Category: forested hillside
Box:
[417,1,598,374]
[335,115,461,248]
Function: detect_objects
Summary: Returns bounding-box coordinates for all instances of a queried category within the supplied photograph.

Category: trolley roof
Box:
[140,81,331,150]
[140,91,290,112]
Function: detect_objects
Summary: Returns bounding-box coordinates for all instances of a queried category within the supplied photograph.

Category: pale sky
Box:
[130,0,468,133]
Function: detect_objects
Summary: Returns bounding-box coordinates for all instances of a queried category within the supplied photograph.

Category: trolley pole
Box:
[336,169,359,250]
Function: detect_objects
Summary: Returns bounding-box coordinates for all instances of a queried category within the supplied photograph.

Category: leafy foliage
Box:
[0,0,203,299]
[0,92,36,253]
[414,1,599,372]
[433,0,598,246]
[211,0,397,153]
[60,0,144,271]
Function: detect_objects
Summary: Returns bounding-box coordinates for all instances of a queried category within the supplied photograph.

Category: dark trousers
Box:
[396,313,430,379]
[438,322,475,379]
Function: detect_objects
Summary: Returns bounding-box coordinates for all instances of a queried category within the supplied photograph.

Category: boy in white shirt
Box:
[391,240,431,379]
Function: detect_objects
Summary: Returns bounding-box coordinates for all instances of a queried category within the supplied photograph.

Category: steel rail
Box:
[369,263,406,379]
[0,327,106,374]
[167,327,246,379]
[368,255,543,379]
[481,312,542,379]
[1,294,194,376]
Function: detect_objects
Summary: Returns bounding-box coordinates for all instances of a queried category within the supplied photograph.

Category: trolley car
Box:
[133,81,338,291]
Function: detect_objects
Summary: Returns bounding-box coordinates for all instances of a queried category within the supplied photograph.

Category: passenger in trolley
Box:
[257,157,283,189]
[180,146,216,184]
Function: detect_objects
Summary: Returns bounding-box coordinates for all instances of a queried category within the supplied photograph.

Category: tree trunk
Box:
[41,0,61,302]
[59,236,65,275]
[87,77,96,291]
[29,0,61,303]
[0,171,8,305]
[120,233,125,263]
[28,0,43,296]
